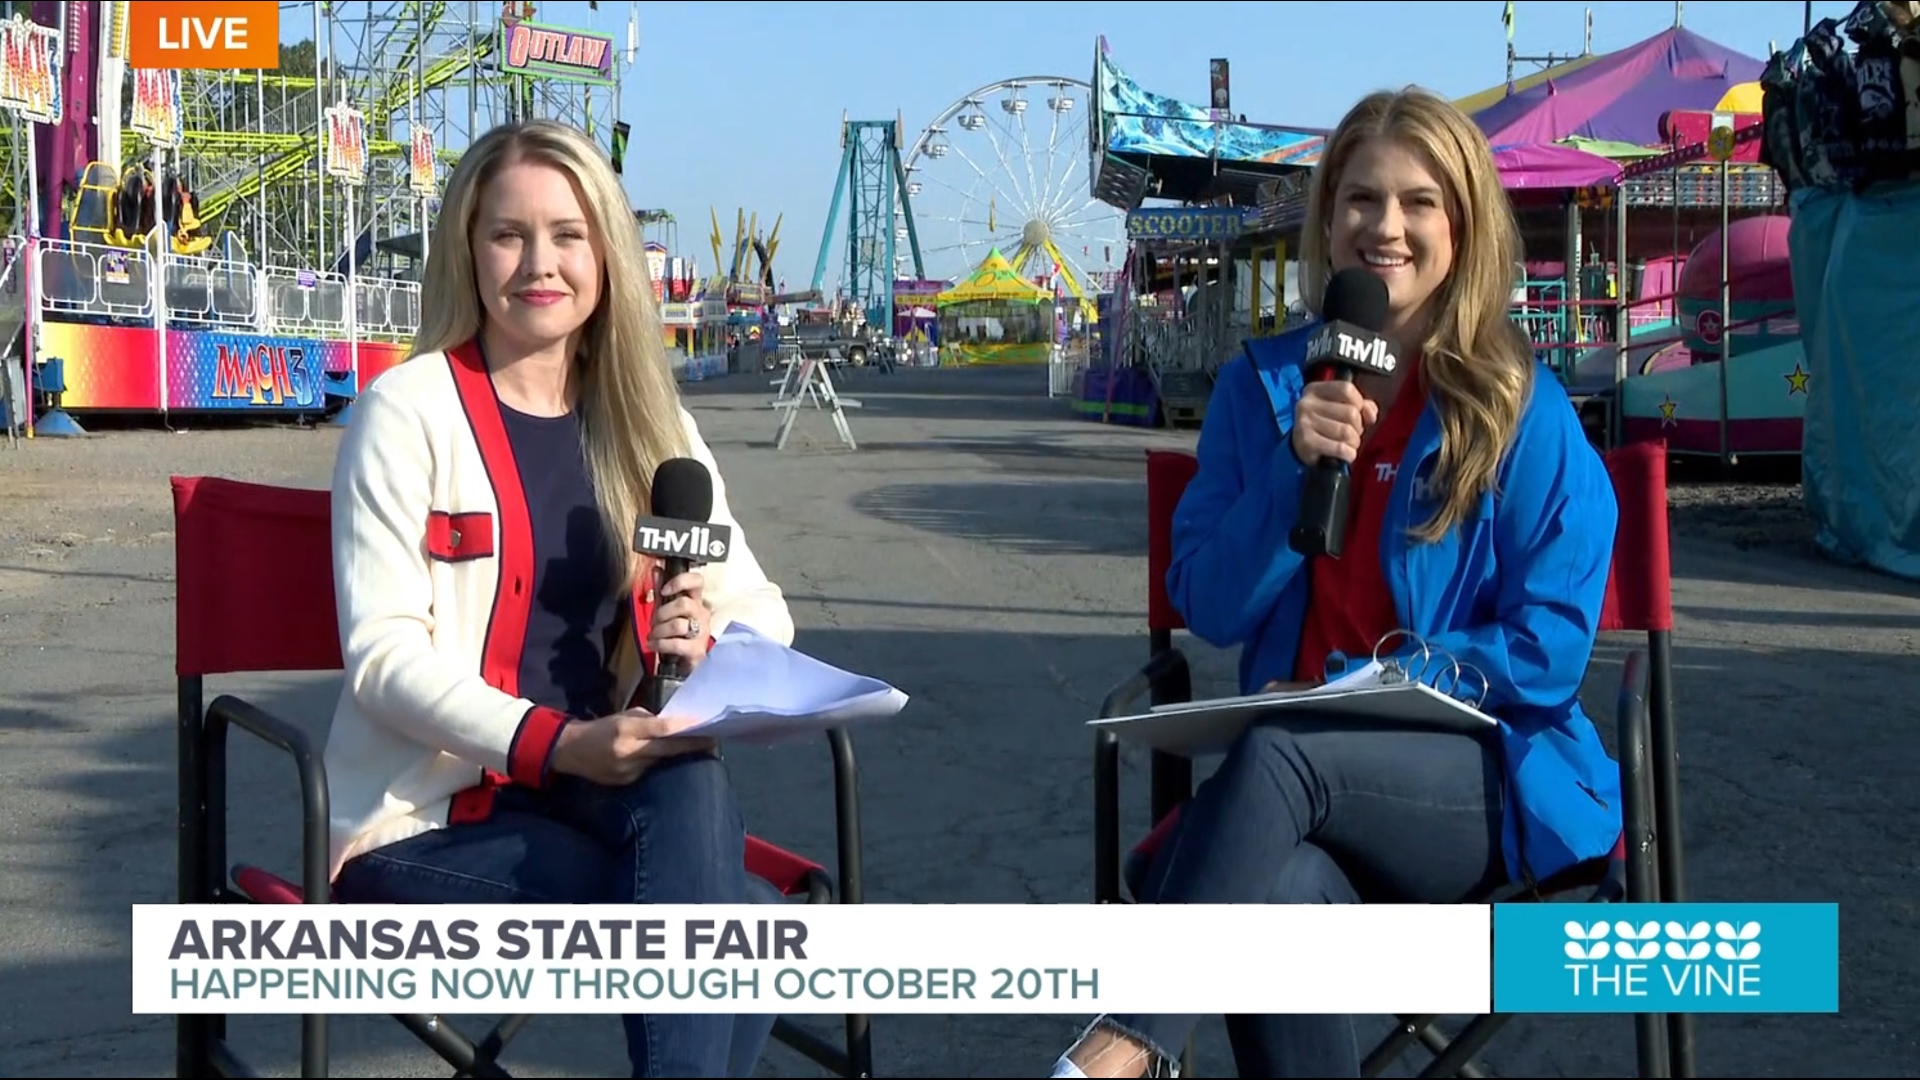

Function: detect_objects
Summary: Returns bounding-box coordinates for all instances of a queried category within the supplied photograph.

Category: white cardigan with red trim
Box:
[323,342,794,880]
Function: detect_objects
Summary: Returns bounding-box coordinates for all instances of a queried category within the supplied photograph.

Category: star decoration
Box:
[1785,364,1810,396]
[1658,396,1678,429]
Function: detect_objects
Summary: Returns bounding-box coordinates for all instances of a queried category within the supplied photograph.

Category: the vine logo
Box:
[1562,920,1762,999]
[1495,903,1836,1015]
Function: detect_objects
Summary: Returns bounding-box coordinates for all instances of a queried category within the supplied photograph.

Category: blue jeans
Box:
[333,752,779,1078]
[1104,715,1508,1078]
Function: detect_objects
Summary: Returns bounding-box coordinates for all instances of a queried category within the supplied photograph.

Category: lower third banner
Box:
[133,903,1490,1016]
[1493,902,1839,1013]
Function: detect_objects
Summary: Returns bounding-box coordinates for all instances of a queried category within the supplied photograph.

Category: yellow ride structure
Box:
[92,1,624,273]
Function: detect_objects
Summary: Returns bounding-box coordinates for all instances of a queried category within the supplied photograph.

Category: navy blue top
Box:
[498,404,627,719]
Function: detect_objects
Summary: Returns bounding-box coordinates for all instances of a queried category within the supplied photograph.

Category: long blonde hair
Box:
[413,119,688,585]
[1298,88,1534,542]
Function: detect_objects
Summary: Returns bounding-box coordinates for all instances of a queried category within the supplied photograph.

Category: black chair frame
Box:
[176,675,874,1079]
[1093,631,1697,1078]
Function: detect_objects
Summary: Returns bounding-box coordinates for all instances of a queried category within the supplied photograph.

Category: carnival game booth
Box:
[892,278,944,344]
[1106,204,1287,427]
[934,249,1055,366]
[1076,36,1323,427]
[660,285,730,382]
[1761,0,1920,579]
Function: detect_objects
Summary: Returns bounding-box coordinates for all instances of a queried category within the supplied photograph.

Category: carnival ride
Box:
[902,76,1121,322]
[646,208,783,384]
[5,0,640,438]
[1466,24,1796,461]
[715,208,781,294]
[1072,35,1326,424]
[808,75,1123,356]
[811,115,924,334]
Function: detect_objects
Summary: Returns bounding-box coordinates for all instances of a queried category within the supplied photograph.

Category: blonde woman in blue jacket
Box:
[1052,87,1622,1079]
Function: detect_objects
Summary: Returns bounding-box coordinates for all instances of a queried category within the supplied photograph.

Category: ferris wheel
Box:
[902,76,1123,313]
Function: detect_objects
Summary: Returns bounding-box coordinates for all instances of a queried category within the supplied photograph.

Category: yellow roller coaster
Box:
[72,0,621,272]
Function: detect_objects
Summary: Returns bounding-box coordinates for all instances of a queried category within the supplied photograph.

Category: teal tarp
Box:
[1789,183,1920,581]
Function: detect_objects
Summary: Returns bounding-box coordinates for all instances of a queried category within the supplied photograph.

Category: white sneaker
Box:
[1049,1059,1089,1079]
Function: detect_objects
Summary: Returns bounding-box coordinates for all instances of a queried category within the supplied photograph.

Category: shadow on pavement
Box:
[853,479,1144,558]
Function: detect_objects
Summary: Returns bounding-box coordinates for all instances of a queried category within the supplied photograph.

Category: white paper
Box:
[662,623,908,743]
[1147,656,1391,713]
[1096,673,1495,757]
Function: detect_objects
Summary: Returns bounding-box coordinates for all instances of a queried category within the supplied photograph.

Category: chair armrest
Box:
[801,867,834,906]
[826,726,863,905]
[1098,645,1191,720]
[205,694,331,905]
[1613,650,1657,904]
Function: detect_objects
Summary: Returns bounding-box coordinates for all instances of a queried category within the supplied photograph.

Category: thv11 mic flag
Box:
[1288,268,1400,559]
[631,458,731,713]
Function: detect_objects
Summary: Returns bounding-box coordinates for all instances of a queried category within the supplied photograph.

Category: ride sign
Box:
[410,128,437,196]
[130,70,183,149]
[498,19,616,87]
[0,14,62,124]
[1124,207,1252,242]
[324,105,368,187]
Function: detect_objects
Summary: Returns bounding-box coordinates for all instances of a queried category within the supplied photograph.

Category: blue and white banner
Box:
[129,902,1839,1016]
[1494,903,1839,1014]
[134,904,1488,1016]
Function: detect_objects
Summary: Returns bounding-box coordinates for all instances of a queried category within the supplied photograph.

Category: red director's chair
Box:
[172,476,873,1079]
[1092,440,1697,1079]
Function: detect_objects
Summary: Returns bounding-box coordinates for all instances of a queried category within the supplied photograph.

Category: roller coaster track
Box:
[193,3,487,223]
[372,1,447,128]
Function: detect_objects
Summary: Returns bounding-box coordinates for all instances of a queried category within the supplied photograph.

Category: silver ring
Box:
[685,617,702,639]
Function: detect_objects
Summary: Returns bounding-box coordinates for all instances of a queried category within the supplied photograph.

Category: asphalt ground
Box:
[0,362,1913,1076]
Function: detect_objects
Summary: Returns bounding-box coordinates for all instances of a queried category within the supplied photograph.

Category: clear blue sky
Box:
[300,1,1858,287]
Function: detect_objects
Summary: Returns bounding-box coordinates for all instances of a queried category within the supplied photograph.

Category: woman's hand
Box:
[551,710,715,786]
[648,567,713,670]
[1261,680,1319,694]
[1292,380,1380,467]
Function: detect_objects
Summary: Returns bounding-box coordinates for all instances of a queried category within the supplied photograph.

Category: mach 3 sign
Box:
[212,339,318,408]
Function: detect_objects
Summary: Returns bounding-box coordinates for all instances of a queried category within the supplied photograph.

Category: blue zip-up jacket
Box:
[1167,323,1623,885]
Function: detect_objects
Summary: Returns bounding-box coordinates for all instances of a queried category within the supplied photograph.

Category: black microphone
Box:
[631,458,733,713]
[1288,268,1401,559]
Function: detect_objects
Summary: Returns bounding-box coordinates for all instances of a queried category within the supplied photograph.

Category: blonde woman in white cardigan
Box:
[325,119,794,1078]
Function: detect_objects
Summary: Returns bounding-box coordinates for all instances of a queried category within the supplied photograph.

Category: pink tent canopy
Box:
[1493,143,1623,190]
[1475,27,1765,147]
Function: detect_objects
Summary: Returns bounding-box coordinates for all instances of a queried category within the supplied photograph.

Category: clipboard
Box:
[1089,633,1499,756]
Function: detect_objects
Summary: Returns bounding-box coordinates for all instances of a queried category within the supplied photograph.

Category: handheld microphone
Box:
[631,458,733,713]
[1287,268,1401,559]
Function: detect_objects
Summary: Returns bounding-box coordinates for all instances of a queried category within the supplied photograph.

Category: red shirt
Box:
[1293,363,1427,683]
